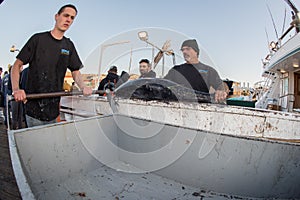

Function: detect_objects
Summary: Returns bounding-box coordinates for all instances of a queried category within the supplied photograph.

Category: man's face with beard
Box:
[181,46,198,64]
[139,62,151,75]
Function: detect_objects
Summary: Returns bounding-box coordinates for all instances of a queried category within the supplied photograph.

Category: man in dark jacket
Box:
[139,59,156,78]
[98,66,119,95]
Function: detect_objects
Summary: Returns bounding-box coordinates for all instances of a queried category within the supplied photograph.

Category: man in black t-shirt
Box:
[164,39,227,102]
[11,4,92,127]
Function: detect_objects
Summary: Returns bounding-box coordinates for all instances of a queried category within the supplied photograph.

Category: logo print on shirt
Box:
[198,69,208,73]
[61,49,70,55]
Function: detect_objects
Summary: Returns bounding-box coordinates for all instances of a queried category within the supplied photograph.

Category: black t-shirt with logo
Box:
[164,62,224,93]
[17,31,82,121]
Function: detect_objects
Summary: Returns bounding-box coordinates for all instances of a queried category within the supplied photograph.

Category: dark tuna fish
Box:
[114,78,212,103]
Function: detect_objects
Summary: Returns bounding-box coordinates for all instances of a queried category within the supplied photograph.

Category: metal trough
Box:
[8,113,300,199]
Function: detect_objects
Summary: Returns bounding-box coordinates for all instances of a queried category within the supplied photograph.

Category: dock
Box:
[0,116,21,199]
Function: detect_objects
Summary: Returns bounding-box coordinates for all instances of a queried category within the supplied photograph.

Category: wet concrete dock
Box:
[0,116,21,200]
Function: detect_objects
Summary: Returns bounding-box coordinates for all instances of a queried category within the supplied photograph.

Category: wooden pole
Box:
[9,90,106,100]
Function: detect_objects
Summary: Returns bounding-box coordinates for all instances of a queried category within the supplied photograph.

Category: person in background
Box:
[2,66,12,128]
[0,70,8,103]
[0,67,3,89]
[10,4,92,127]
[164,39,227,102]
[97,66,119,95]
[0,67,3,109]
[139,59,156,78]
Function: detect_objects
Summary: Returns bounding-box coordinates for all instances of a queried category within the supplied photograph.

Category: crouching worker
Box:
[11,4,92,127]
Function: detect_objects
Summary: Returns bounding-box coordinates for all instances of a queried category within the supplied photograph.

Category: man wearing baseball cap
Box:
[164,39,227,102]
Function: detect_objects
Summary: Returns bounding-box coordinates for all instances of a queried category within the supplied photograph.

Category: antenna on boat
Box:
[262,1,300,66]
[281,7,287,35]
[267,4,279,40]
[262,28,273,65]
[265,28,271,51]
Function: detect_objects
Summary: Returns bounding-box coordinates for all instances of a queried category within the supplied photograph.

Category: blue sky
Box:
[0,0,298,86]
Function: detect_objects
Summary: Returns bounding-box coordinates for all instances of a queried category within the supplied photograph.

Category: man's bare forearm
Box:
[11,59,23,92]
[11,59,27,102]
[71,70,85,90]
[72,70,92,96]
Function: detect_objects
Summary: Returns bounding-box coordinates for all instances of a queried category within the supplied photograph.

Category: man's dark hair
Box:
[57,4,78,15]
[139,59,150,64]
[109,66,118,73]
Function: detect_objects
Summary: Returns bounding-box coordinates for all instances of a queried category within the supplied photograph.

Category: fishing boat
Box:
[255,0,300,112]
[8,1,300,199]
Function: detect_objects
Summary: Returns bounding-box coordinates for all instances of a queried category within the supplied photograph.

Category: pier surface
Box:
[0,116,21,200]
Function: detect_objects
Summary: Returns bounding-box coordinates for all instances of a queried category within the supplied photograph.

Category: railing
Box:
[255,72,278,109]
[279,93,295,112]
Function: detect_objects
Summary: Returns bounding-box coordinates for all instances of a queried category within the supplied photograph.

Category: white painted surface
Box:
[9,113,300,199]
